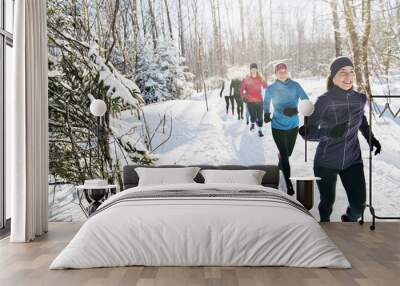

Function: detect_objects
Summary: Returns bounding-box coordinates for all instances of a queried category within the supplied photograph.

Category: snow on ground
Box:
[49,184,86,221]
[49,74,400,222]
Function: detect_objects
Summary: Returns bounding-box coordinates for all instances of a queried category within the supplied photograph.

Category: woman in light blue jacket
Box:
[263,63,309,195]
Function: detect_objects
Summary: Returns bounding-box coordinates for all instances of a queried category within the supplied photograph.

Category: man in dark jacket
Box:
[300,56,381,222]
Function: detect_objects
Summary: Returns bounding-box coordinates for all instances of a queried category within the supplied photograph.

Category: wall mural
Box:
[47,0,400,222]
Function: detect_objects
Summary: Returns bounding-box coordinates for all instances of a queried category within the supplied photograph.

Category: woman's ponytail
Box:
[326,75,334,91]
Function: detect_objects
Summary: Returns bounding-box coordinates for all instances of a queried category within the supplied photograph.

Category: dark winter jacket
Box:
[303,85,374,170]
[240,76,267,103]
[230,79,242,97]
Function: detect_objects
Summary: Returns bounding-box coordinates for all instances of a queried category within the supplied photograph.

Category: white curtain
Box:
[8,0,48,242]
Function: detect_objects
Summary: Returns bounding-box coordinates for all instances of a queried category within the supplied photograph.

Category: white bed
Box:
[50,183,351,269]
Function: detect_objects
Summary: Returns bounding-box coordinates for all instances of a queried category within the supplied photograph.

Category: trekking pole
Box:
[304,116,308,162]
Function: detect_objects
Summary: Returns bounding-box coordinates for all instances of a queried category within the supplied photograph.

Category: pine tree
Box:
[135,46,169,103]
[135,41,194,102]
[48,0,153,187]
[157,41,195,100]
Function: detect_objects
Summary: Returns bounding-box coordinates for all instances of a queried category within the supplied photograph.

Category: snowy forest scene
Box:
[47,0,400,222]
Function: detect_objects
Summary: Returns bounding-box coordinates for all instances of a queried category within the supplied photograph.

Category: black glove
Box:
[264,112,272,124]
[327,122,348,138]
[299,125,305,137]
[370,137,381,155]
[283,107,298,117]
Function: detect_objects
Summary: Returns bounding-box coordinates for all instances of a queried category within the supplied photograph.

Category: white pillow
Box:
[200,169,266,185]
[135,167,201,186]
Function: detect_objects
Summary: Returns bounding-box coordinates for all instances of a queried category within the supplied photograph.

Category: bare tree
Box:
[147,0,158,49]
[343,0,364,92]
[343,0,372,96]
[258,0,266,69]
[330,0,342,56]
[178,0,185,56]
[129,0,139,69]
[361,0,372,97]
[164,0,174,41]
[216,0,224,73]
[238,0,246,63]
[223,0,235,65]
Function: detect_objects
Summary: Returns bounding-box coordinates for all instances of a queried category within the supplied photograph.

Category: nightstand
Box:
[76,184,118,217]
[289,177,321,210]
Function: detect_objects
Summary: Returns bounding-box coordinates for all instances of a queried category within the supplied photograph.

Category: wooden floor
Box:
[0,222,399,286]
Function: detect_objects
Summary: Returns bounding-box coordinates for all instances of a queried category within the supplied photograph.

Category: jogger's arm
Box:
[359,114,381,155]
[220,81,225,97]
[300,96,328,141]
[295,82,309,100]
[263,88,272,113]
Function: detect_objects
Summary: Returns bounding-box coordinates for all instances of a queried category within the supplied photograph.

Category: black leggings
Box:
[234,96,243,118]
[224,96,235,114]
[247,102,263,127]
[272,127,298,189]
[314,163,366,222]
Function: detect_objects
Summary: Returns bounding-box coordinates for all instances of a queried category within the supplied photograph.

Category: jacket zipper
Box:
[342,94,351,169]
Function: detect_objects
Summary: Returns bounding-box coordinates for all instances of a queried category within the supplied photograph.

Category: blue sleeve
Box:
[296,82,309,100]
[263,87,272,113]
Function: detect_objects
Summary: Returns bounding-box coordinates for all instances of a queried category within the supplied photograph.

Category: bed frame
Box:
[123,164,280,190]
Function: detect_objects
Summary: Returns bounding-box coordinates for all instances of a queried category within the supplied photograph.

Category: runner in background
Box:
[220,79,235,115]
[230,78,244,120]
[240,63,268,137]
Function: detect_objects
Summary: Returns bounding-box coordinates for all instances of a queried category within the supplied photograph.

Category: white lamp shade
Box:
[298,100,314,116]
[90,99,107,116]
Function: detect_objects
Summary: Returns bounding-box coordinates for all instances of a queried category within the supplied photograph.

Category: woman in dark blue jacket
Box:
[300,56,381,222]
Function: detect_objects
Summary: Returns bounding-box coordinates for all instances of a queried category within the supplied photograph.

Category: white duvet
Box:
[50,183,351,269]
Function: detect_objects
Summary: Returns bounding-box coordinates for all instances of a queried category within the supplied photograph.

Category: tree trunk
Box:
[343,0,372,96]
[223,0,235,65]
[129,0,139,70]
[296,16,305,74]
[258,0,266,70]
[147,0,158,50]
[361,0,372,97]
[330,1,342,57]
[95,0,103,55]
[216,0,224,74]
[105,0,120,64]
[81,0,91,41]
[210,0,217,75]
[269,0,272,63]
[343,0,363,92]
[139,0,147,37]
[178,0,185,56]
[238,0,245,63]
[163,0,174,41]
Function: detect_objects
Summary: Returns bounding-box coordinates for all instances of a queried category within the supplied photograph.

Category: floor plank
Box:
[0,222,399,286]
